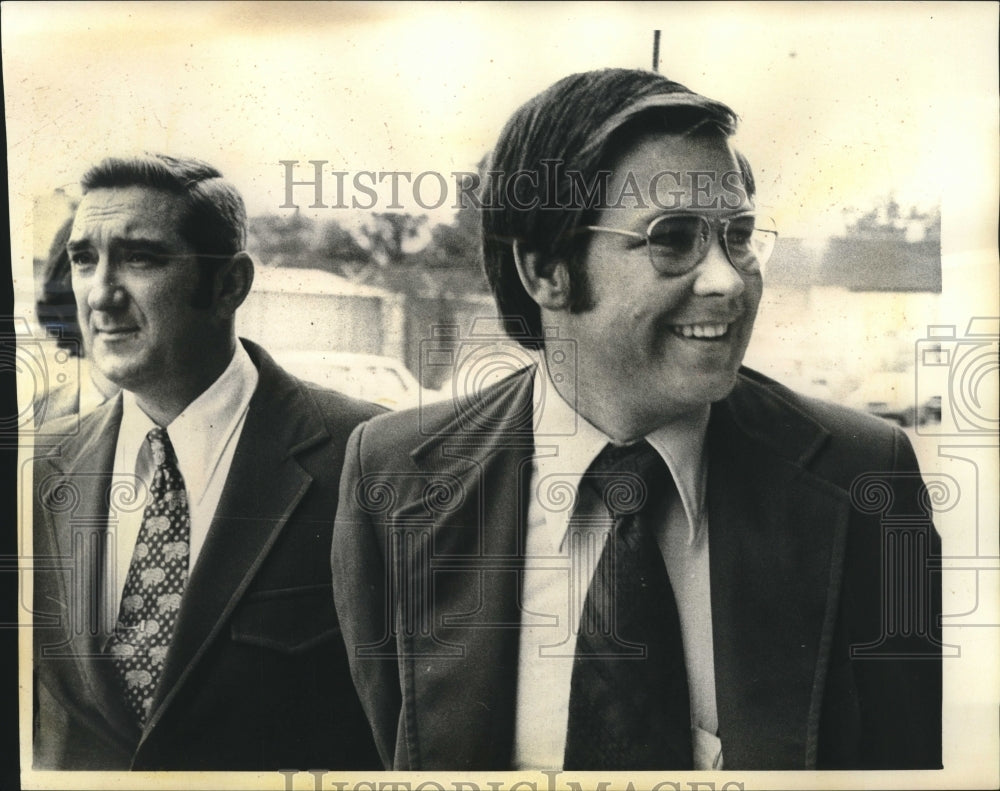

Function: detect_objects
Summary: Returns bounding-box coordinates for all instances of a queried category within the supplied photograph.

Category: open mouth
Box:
[668,323,730,340]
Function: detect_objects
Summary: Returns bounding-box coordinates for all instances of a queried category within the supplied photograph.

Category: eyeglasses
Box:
[580,212,778,275]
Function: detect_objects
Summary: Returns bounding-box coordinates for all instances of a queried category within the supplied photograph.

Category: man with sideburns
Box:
[332,69,942,771]
[32,153,381,769]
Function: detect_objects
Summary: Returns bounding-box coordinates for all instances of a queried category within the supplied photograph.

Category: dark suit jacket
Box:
[33,339,383,770]
[332,366,942,771]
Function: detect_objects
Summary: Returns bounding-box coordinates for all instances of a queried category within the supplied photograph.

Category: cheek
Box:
[590,295,664,358]
[742,278,763,321]
[70,273,90,304]
[134,275,189,317]
[74,291,90,316]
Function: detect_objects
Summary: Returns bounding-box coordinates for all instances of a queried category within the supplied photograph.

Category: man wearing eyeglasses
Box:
[332,69,942,771]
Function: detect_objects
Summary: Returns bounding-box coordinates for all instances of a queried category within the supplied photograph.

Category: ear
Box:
[212,252,255,318]
[512,240,571,310]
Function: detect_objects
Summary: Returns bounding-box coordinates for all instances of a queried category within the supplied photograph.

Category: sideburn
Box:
[565,251,595,314]
[189,259,221,309]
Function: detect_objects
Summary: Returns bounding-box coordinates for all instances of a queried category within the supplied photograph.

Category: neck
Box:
[541,346,640,443]
[87,360,121,400]
[133,338,238,426]
[541,345,700,444]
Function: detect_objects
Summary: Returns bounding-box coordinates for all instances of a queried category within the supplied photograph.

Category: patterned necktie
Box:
[106,426,191,725]
[563,439,693,770]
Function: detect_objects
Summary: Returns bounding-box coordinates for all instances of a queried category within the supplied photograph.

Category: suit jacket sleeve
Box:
[829,424,942,769]
[708,372,941,769]
[332,421,402,770]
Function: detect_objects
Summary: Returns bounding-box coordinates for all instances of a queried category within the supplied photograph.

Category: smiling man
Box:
[32,154,381,770]
[332,69,942,771]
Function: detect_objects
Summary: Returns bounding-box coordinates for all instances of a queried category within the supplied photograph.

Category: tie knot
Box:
[584,440,671,518]
[146,427,178,469]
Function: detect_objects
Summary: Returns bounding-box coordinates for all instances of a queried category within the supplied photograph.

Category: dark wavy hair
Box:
[80,153,247,306]
[482,68,755,349]
[36,216,81,353]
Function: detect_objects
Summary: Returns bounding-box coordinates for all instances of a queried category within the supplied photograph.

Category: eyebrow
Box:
[66,238,179,256]
[616,207,753,235]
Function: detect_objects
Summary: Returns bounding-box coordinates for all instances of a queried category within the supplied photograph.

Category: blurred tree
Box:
[408,200,487,296]
[248,156,491,297]
[247,211,317,268]
[911,206,941,242]
[248,211,373,277]
[841,195,940,242]
[359,213,428,267]
[826,195,941,292]
[417,201,480,270]
[404,162,487,295]
[316,217,371,278]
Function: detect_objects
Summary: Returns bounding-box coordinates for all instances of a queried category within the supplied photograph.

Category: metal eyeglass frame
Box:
[580,211,778,275]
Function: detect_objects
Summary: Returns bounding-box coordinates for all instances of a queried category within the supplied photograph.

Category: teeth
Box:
[672,323,728,339]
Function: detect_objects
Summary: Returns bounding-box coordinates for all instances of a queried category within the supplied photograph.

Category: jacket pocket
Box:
[229,583,340,654]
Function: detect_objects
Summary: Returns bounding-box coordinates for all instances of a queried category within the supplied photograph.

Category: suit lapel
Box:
[35,395,142,748]
[403,368,535,769]
[138,343,327,739]
[369,365,851,769]
[707,376,850,769]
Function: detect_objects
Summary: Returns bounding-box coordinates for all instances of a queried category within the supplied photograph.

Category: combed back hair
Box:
[482,68,755,349]
[81,153,247,264]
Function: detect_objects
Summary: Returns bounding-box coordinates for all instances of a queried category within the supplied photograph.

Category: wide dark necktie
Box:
[563,439,693,770]
[105,426,191,725]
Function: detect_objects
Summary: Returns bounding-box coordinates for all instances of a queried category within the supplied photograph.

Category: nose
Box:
[691,235,746,298]
[82,258,126,312]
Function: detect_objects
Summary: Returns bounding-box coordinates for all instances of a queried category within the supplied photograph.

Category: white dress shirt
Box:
[108,344,259,611]
[512,362,723,770]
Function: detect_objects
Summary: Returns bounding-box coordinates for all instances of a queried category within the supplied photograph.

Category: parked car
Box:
[922,394,942,424]
[779,370,837,402]
[843,370,932,427]
[272,350,439,410]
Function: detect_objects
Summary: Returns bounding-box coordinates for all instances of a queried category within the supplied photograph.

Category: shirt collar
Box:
[119,343,259,504]
[531,360,710,550]
[646,406,710,544]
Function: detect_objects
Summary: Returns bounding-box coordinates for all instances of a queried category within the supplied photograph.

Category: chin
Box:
[91,358,146,392]
[670,370,740,411]
[706,368,742,400]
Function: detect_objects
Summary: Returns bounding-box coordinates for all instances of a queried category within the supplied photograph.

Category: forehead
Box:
[602,132,750,216]
[70,186,189,243]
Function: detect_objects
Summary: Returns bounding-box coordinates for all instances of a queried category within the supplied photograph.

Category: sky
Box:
[3,1,997,251]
